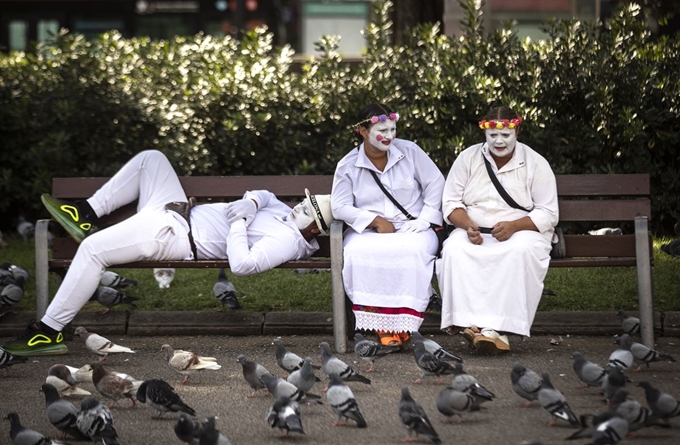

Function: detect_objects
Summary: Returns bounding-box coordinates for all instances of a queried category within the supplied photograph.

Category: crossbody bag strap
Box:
[482,151,533,212]
[369,170,415,220]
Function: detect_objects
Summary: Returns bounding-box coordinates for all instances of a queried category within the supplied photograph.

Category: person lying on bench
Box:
[3,149,332,357]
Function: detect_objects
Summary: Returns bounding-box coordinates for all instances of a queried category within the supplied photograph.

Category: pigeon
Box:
[261,372,322,405]
[616,310,640,336]
[436,386,480,423]
[623,337,675,370]
[286,357,320,393]
[73,326,135,361]
[7,263,30,282]
[661,239,680,258]
[537,371,579,427]
[213,268,240,310]
[606,334,634,372]
[609,388,669,431]
[411,331,463,363]
[325,373,367,428]
[71,364,135,384]
[451,362,496,403]
[353,332,399,372]
[0,275,25,317]
[100,270,137,288]
[88,286,138,314]
[0,262,13,285]
[571,352,607,389]
[565,411,629,443]
[197,415,232,445]
[136,378,196,418]
[153,267,175,288]
[601,366,627,403]
[398,386,441,444]
[511,362,543,407]
[589,227,623,236]
[319,341,371,385]
[273,338,320,374]
[0,346,28,375]
[161,344,221,385]
[175,413,205,445]
[267,396,305,436]
[76,396,119,445]
[412,340,456,384]
[236,354,271,398]
[17,216,35,240]
[90,362,140,408]
[45,364,91,397]
[637,381,680,420]
[41,383,87,440]
[6,412,65,445]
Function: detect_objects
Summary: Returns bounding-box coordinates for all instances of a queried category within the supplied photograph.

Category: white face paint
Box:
[288,198,315,230]
[485,128,517,158]
[367,121,397,152]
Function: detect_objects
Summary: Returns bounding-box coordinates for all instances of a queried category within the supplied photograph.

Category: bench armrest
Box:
[330,219,347,353]
[35,219,51,320]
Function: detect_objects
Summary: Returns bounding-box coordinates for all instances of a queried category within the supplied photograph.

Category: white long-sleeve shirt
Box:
[332,139,445,232]
[190,190,318,275]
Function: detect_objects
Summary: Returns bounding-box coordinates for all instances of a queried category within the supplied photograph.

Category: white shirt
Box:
[442,142,558,233]
[332,138,445,232]
[190,190,318,275]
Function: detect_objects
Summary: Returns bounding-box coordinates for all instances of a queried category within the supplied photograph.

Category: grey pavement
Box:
[1,325,680,445]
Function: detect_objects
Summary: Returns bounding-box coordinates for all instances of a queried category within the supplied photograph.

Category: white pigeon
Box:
[74,326,135,361]
[154,268,176,288]
[45,364,91,397]
[161,344,222,384]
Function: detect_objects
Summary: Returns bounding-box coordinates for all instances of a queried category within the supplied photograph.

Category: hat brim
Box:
[305,188,328,235]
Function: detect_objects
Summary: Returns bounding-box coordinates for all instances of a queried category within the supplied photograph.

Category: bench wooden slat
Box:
[549,257,638,267]
[563,234,652,258]
[555,174,650,196]
[48,258,331,270]
[558,200,651,221]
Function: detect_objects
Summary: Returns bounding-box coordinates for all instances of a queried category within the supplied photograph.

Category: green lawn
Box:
[2,234,679,314]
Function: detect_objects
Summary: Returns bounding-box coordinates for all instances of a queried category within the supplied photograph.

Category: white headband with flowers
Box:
[354,112,399,128]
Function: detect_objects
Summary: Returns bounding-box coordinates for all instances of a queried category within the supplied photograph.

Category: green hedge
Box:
[1,0,678,234]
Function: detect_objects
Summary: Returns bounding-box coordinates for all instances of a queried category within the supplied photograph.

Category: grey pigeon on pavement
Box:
[41,383,87,440]
[319,341,371,386]
[273,338,307,374]
[412,340,456,384]
[511,362,543,407]
[353,332,399,372]
[261,372,322,405]
[620,336,676,370]
[609,388,670,431]
[0,346,28,375]
[411,331,463,363]
[617,310,640,336]
[565,412,629,443]
[398,386,441,444]
[286,357,320,393]
[537,371,579,427]
[325,373,367,428]
[6,412,66,445]
[266,396,305,436]
[452,362,496,403]
[76,397,118,445]
[571,352,607,389]
[236,354,270,398]
[162,344,221,385]
[89,286,138,314]
[100,270,137,288]
[213,268,240,310]
[601,366,627,403]
[0,275,25,317]
[175,413,206,445]
[436,386,480,423]
[74,326,135,361]
[45,364,91,397]
[637,381,680,421]
[136,378,197,418]
[90,362,139,408]
[198,415,232,445]
[606,334,634,372]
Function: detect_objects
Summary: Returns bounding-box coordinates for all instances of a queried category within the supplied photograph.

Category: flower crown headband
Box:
[479,116,523,130]
[353,112,399,128]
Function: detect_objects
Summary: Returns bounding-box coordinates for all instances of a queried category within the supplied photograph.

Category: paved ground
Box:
[1,333,679,445]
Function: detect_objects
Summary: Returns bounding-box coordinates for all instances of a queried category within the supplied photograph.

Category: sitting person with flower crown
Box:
[331,103,445,347]
[436,106,559,354]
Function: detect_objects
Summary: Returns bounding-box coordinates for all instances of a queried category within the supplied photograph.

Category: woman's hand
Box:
[466,226,483,245]
[491,221,517,241]
[370,216,395,233]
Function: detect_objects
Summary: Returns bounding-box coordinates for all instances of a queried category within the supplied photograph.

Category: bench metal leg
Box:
[35,219,51,320]
[634,216,654,348]
[330,220,347,353]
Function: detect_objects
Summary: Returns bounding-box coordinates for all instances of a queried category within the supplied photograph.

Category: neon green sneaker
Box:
[2,320,68,356]
[41,194,93,243]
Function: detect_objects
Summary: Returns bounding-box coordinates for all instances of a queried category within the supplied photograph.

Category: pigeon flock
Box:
[1,306,679,444]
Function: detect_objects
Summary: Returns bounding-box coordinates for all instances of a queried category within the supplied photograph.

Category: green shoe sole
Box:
[5,343,69,357]
[41,194,88,243]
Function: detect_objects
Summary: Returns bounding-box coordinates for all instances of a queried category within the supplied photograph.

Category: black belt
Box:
[165,197,198,260]
[478,226,493,234]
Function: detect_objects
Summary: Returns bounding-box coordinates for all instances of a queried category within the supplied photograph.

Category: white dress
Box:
[332,139,445,332]
[437,142,559,336]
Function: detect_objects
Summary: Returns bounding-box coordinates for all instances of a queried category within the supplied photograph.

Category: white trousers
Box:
[43,150,192,331]
[436,228,552,337]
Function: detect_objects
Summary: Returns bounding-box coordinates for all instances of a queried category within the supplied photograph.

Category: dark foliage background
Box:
[1,1,678,234]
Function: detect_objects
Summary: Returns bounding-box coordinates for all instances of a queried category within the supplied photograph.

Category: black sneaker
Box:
[2,320,68,356]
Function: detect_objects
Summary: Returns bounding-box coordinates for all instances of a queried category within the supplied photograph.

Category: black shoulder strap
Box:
[482,150,532,212]
[369,170,415,220]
